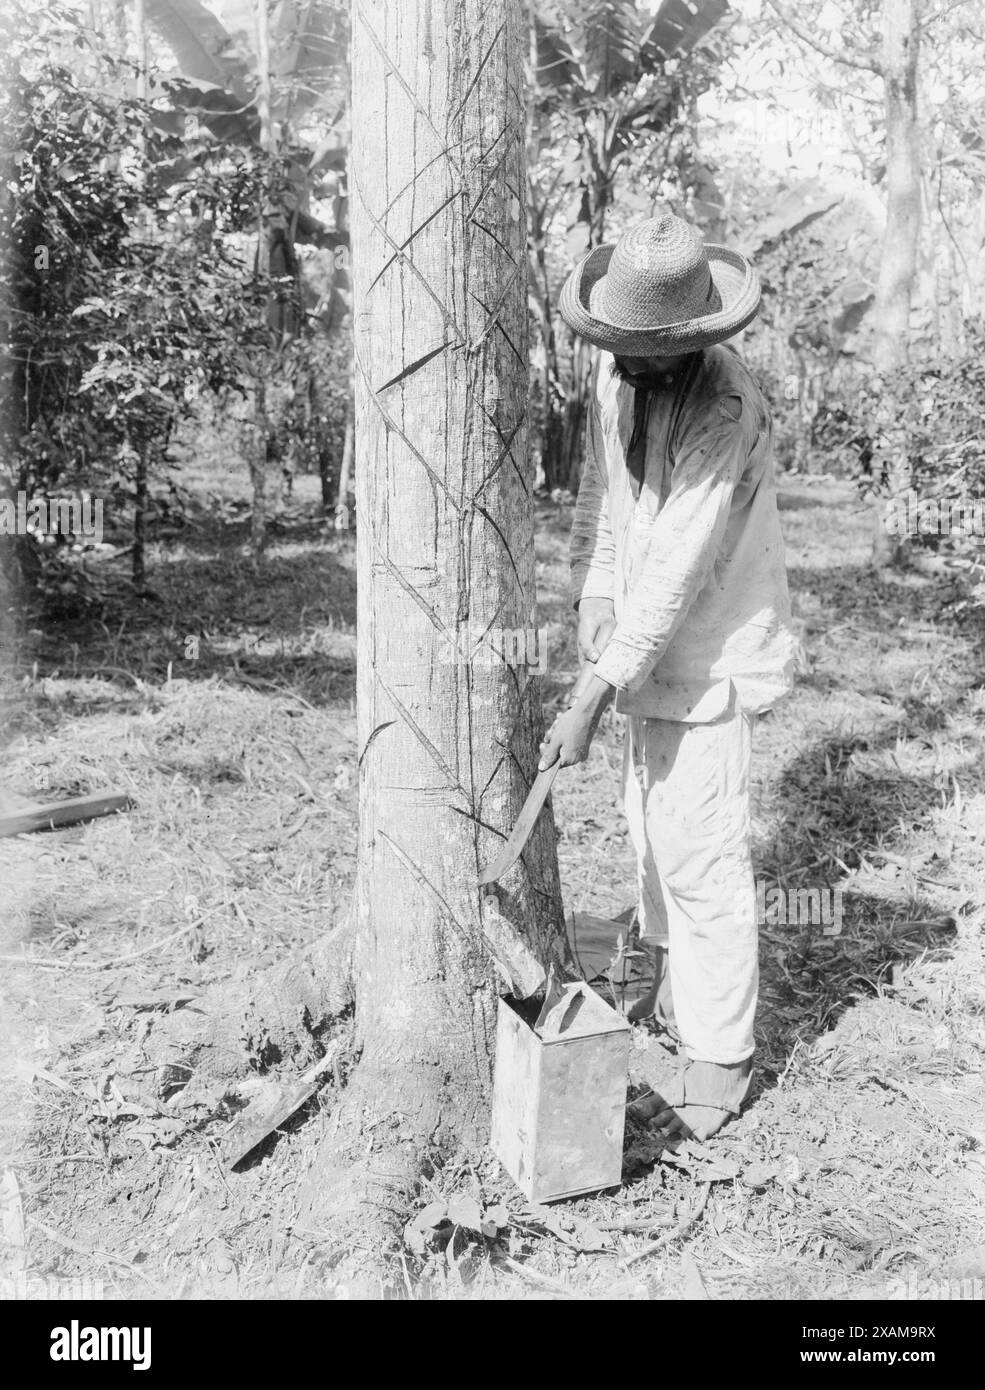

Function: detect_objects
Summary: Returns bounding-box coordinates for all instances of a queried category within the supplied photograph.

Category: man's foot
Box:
[630,1058,753,1141]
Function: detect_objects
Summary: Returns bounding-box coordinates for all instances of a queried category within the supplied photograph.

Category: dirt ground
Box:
[2,473,984,1300]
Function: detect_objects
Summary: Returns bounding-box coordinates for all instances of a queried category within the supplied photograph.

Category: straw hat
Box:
[558,213,761,355]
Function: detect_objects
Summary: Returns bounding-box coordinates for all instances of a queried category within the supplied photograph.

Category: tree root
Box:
[293,1048,475,1294]
[146,913,355,1100]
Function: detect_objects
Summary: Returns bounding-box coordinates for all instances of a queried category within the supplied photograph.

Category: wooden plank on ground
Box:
[0,792,132,839]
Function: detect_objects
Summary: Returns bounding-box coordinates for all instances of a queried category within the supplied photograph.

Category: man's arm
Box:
[536,363,618,771]
[593,393,754,695]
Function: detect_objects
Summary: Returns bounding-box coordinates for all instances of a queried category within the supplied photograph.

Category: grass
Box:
[1,470,984,1300]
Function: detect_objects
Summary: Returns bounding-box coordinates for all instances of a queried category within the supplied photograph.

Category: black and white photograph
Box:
[0,0,983,1326]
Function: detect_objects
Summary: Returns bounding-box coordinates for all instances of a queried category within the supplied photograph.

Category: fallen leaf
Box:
[526,1204,612,1251]
[680,1140,741,1181]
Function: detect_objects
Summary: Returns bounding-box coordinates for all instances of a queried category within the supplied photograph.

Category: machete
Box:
[477,661,598,887]
[477,761,560,887]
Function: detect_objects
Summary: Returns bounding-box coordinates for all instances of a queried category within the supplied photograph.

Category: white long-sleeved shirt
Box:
[570,345,795,721]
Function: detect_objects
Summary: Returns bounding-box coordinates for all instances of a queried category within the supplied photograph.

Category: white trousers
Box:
[622,700,758,1065]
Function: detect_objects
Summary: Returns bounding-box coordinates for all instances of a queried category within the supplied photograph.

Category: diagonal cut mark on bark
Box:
[374,340,455,395]
[369,535,449,641]
[378,144,465,224]
[375,675,468,801]
[366,190,462,297]
[448,800,502,839]
[475,413,526,497]
[473,504,523,592]
[352,1,463,179]
[351,165,467,343]
[463,121,508,189]
[476,738,544,853]
[493,319,525,372]
[467,289,525,369]
[456,604,530,698]
[358,719,397,771]
[377,830,472,942]
[465,123,522,221]
[473,259,525,350]
[469,218,518,265]
[463,126,513,220]
[355,347,461,513]
[452,20,506,123]
[476,751,508,813]
[504,743,539,797]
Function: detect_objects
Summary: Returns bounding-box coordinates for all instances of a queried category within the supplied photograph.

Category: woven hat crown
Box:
[596,214,723,329]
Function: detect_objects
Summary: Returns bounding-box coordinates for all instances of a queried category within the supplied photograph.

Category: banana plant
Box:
[528,0,731,488]
[144,0,349,272]
[140,2,351,554]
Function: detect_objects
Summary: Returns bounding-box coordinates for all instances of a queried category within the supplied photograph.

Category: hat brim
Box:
[558,242,761,354]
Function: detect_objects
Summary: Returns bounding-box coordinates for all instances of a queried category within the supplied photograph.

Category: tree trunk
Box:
[132,440,148,592]
[871,0,921,566]
[299,0,568,1270]
[248,392,268,560]
[133,0,147,103]
[872,0,921,374]
[250,0,274,561]
[560,332,592,492]
[334,407,353,525]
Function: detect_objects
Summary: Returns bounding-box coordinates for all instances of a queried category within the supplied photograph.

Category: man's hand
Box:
[577,597,617,664]
[538,673,615,770]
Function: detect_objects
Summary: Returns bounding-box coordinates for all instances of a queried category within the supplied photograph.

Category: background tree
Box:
[142,0,351,547]
[761,0,928,562]
[0,2,271,600]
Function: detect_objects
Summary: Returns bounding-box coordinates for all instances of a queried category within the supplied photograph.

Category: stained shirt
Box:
[570,344,796,721]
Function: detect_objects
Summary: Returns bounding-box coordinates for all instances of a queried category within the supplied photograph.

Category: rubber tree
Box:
[299,0,569,1270]
[764,0,925,564]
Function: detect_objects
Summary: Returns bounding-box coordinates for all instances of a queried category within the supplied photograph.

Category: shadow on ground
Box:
[746,558,984,1092]
[9,513,358,712]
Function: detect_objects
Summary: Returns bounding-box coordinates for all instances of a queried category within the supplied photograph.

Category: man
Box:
[537,213,795,1141]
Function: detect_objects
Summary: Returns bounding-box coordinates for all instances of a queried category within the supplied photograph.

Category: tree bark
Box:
[871,0,922,567]
[132,439,148,592]
[250,0,275,561]
[872,0,921,374]
[299,0,568,1267]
